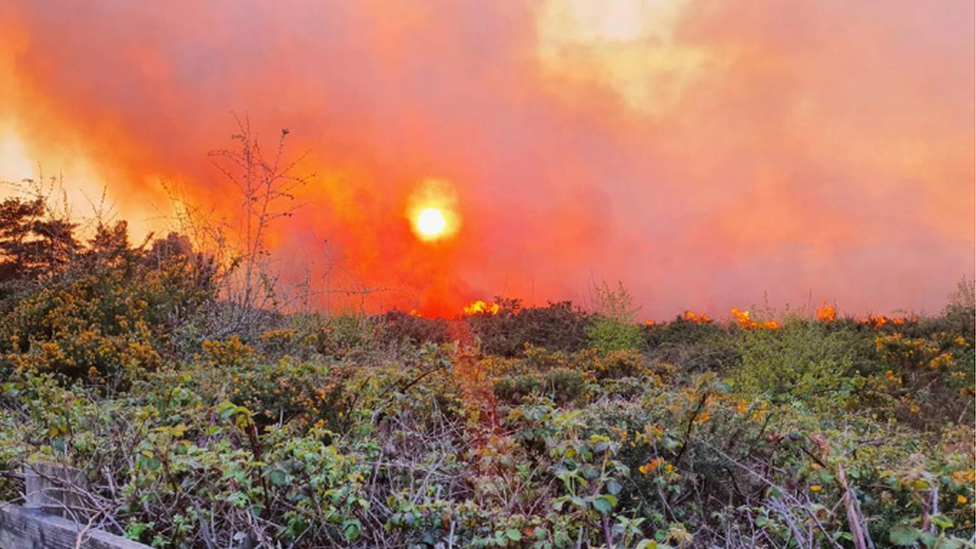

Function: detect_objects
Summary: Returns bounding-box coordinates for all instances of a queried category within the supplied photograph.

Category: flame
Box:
[463,299,500,316]
[864,315,909,329]
[731,308,751,327]
[816,303,837,322]
[731,308,779,330]
[681,310,712,324]
[407,178,460,243]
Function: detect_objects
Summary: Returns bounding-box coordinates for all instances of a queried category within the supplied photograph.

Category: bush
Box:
[730,317,859,410]
[643,316,739,374]
[0,222,214,389]
[467,298,591,357]
[586,282,644,352]
[376,310,453,347]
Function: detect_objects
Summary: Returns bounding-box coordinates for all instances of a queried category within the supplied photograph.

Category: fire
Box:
[731,308,779,330]
[864,315,908,329]
[407,178,461,243]
[463,300,500,316]
[816,303,837,322]
[681,310,712,324]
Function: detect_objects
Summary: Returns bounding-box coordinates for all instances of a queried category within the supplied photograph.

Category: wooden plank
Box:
[24,462,88,518]
[0,503,150,549]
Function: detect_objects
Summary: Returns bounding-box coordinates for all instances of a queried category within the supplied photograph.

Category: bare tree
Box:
[206,114,313,333]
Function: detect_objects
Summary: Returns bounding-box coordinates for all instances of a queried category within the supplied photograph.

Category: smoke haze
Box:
[1,0,973,317]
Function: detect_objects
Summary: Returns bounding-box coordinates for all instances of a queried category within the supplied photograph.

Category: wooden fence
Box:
[0,503,150,549]
[0,463,151,549]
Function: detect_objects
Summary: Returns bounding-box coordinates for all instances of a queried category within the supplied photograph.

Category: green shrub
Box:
[493,368,586,405]
[586,281,644,352]
[730,317,858,410]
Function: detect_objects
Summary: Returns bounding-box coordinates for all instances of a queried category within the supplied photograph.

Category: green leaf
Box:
[932,537,964,549]
[342,519,361,541]
[930,514,953,529]
[505,529,522,541]
[592,495,616,515]
[890,525,921,546]
[268,469,287,486]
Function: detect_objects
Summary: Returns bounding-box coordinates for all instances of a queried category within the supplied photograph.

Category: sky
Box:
[0,0,973,318]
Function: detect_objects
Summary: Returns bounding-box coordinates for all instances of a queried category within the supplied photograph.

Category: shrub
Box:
[586,281,644,352]
[643,316,739,374]
[315,312,378,359]
[0,224,214,388]
[730,317,859,410]
[467,298,591,357]
[376,310,453,347]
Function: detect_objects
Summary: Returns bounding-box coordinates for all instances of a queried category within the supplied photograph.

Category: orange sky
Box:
[0,0,973,318]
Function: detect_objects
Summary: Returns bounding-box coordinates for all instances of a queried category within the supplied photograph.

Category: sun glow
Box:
[407,178,461,243]
[416,207,447,238]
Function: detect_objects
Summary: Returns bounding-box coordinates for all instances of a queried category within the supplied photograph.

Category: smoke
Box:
[1,0,972,317]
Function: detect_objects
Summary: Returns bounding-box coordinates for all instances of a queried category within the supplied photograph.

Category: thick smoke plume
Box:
[1,0,973,317]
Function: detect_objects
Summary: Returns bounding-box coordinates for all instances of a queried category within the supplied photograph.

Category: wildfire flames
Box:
[731,308,779,330]
[681,310,712,324]
[463,300,500,316]
[816,303,837,322]
[864,315,909,329]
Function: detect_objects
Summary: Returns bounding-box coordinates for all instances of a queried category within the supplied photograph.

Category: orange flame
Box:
[463,299,500,316]
[681,310,712,324]
[731,308,779,330]
[863,315,909,329]
[816,303,836,322]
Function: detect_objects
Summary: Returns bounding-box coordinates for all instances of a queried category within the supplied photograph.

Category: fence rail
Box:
[1,462,151,549]
[0,502,151,549]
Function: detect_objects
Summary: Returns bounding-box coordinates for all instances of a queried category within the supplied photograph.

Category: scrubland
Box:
[0,190,973,548]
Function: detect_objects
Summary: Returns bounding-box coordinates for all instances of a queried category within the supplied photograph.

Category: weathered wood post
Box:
[0,463,152,548]
[23,462,88,519]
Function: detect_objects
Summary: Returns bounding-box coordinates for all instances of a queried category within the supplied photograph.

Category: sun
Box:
[415,207,447,238]
[407,178,461,243]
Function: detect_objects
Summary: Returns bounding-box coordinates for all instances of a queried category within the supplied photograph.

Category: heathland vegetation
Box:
[0,164,973,546]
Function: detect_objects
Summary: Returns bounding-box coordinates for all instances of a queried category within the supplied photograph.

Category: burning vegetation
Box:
[463,299,501,316]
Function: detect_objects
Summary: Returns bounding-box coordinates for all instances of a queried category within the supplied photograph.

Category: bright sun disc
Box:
[416,207,447,237]
[407,178,460,242]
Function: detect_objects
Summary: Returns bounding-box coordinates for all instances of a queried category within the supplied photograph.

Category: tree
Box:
[206,115,312,334]
[0,195,78,286]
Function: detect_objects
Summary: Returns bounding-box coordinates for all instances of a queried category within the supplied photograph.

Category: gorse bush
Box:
[467,298,591,357]
[0,202,215,389]
[587,281,644,352]
[732,317,859,409]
